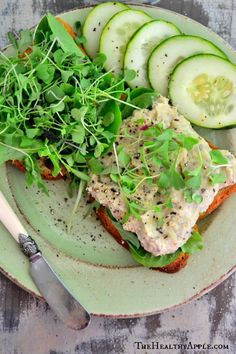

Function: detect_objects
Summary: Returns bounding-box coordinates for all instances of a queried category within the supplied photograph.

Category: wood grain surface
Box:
[0,1,236,353]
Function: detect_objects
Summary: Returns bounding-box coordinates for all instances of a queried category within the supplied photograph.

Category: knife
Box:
[0,191,90,330]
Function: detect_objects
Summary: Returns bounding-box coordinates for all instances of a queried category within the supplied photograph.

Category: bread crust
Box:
[198,183,236,220]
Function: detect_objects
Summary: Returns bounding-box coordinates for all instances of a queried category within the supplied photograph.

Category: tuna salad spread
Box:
[87,96,236,256]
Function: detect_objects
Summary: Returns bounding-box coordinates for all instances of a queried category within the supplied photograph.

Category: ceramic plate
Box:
[1,4,236,317]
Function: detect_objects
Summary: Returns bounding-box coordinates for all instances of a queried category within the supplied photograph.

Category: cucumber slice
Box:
[169,54,236,128]
[148,35,227,96]
[83,2,128,59]
[124,20,181,88]
[99,9,152,76]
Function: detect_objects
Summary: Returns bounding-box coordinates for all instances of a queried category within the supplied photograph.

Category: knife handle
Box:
[0,191,27,242]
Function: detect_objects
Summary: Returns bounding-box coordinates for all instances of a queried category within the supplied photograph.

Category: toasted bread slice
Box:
[96,205,190,273]
[95,138,236,273]
[96,180,236,273]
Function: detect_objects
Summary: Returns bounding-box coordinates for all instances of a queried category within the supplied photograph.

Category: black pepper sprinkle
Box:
[93,28,96,32]
[170,211,177,215]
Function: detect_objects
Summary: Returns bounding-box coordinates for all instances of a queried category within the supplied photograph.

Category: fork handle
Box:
[0,191,27,242]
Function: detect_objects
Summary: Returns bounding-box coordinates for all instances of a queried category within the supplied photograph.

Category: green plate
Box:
[1,4,236,317]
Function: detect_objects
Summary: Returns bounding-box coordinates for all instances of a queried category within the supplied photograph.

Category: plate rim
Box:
[1,3,236,318]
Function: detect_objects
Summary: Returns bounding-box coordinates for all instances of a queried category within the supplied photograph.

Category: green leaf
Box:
[17,29,33,53]
[124,69,136,82]
[156,129,174,142]
[103,112,114,127]
[191,193,203,204]
[87,158,104,175]
[155,141,170,167]
[7,31,18,49]
[158,172,171,189]
[165,198,173,208]
[48,154,61,176]
[60,83,75,95]
[45,86,65,103]
[171,170,185,190]
[122,91,159,119]
[111,173,119,183]
[50,101,65,113]
[89,136,96,146]
[181,230,204,254]
[178,135,199,151]
[36,63,55,84]
[129,244,181,268]
[18,74,28,89]
[80,78,91,89]
[185,174,201,189]
[99,100,121,153]
[61,70,74,83]
[210,173,227,185]
[71,107,88,121]
[71,125,85,144]
[101,165,118,175]
[120,175,135,192]
[69,167,90,181]
[63,154,74,167]
[101,131,114,141]
[185,168,201,177]
[46,13,84,56]
[210,150,228,165]
[53,49,64,64]
[117,226,140,248]
[20,137,41,149]
[93,53,107,67]
[184,189,193,203]
[0,144,24,164]
[117,146,130,168]
[75,35,87,44]
[26,128,41,139]
[94,143,106,158]
[129,201,142,220]
[73,150,86,163]
[152,155,163,167]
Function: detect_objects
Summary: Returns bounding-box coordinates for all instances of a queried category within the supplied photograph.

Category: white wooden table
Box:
[0,1,235,353]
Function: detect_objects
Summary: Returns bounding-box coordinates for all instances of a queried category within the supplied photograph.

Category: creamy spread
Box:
[87,96,236,256]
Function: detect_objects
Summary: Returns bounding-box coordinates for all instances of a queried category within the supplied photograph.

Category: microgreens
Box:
[210,150,228,165]
[98,123,207,222]
[210,172,227,185]
[0,14,154,191]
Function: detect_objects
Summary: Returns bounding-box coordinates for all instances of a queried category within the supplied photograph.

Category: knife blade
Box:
[0,191,90,330]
